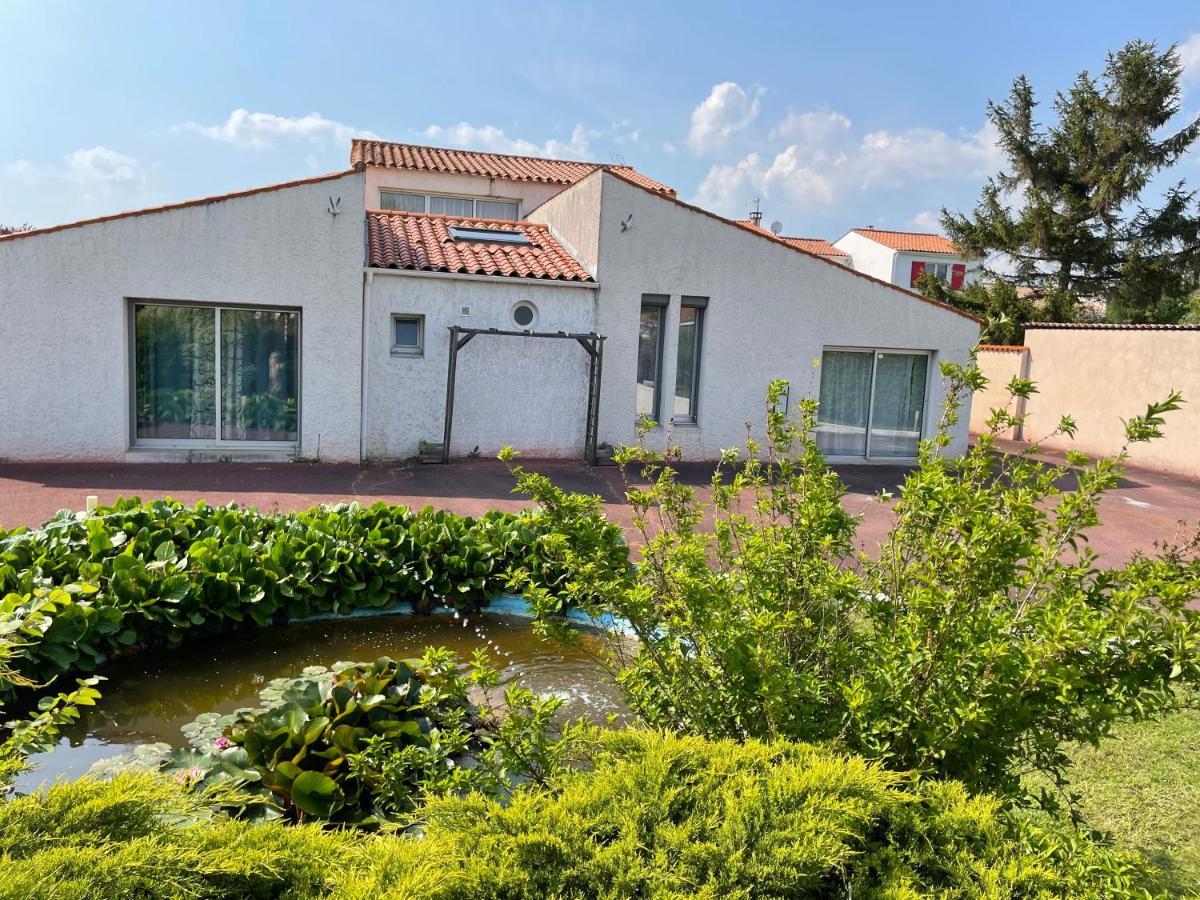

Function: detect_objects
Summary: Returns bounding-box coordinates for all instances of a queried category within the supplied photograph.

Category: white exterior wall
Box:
[833,230,897,282]
[364,272,597,460]
[363,168,563,219]
[0,172,366,462]
[571,174,980,459]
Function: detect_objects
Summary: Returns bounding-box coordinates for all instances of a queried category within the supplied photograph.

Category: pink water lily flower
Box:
[214,736,231,750]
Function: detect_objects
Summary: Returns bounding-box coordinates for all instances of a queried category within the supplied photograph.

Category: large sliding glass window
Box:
[134,302,299,446]
[636,295,668,421]
[869,352,928,458]
[673,297,707,423]
[815,348,929,459]
[815,350,873,456]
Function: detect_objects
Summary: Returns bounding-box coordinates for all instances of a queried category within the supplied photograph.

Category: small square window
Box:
[392,314,424,356]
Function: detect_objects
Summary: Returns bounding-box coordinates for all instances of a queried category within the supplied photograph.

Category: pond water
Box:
[15,611,623,793]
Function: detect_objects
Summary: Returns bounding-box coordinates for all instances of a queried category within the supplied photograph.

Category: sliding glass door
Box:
[869,352,928,458]
[815,348,929,459]
[133,302,299,447]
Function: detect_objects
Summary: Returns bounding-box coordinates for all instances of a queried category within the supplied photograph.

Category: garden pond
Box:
[15,607,623,793]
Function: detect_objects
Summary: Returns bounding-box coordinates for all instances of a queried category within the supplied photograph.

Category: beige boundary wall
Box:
[970,325,1200,478]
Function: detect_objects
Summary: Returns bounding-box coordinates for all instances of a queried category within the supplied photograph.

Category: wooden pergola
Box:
[440,325,607,465]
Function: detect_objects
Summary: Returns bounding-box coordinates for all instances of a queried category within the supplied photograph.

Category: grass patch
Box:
[1067,707,1200,896]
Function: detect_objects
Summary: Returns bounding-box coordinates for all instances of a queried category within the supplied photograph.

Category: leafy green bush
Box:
[0,732,1161,899]
[153,653,581,826]
[511,374,1200,802]
[0,499,627,700]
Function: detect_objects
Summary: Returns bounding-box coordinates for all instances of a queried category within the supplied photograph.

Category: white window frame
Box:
[378,190,520,220]
[127,299,301,451]
[391,313,425,357]
[816,345,933,462]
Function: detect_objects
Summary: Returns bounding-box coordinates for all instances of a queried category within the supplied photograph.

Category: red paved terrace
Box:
[2,445,1197,565]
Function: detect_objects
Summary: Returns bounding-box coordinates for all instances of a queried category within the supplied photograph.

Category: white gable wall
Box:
[577,174,979,458]
[363,273,597,460]
[0,171,366,462]
[832,230,898,282]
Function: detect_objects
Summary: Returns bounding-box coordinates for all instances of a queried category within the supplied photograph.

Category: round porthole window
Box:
[512,301,537,329]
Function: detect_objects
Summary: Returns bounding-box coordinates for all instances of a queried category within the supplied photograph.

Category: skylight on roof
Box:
[449,226,530,245]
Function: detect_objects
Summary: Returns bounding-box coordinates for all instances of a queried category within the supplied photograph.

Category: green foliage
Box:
[0,499,598,702]
[155,652,583,826]
[508,376,1200,802]
[0,733,1161,899]
[942,39,1200,322]
[914,272,1042,344]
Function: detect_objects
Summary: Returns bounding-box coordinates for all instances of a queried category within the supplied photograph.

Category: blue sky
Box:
[2,1,1198,239]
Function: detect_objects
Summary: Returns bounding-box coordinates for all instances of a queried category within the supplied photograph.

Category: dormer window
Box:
[379,190,519,220]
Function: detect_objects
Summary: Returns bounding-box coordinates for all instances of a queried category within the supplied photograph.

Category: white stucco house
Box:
[833,228,983,290]
[0,140,979,465]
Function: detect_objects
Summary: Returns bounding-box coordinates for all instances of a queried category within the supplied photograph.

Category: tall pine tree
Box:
[942,40,1200,322]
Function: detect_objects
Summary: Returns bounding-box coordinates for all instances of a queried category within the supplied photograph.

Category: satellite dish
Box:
[770,220,783,235]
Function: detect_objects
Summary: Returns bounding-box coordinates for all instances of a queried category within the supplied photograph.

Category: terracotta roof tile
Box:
[732,221,848,258]
[366,210,594,283]
[850,228,962,254]
[781,237,849,257]
[1026,322,1200,331]
[351,140,674,196]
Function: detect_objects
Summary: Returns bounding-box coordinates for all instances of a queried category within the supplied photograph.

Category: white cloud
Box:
[768,109,852,146]
[854,122,1002,189]
[177,109,377,149]
[3,159,42,184]
[909,210,941,231]
[693,112,1002,217]
[3,146,142,198]
[694,152,765,213]
[63,146,140,188]
[688,82,762,153]
[422,122,593,159]
[1180,33,1200,83]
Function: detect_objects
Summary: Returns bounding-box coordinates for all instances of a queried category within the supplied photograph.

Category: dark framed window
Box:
[673,296,707,424]
[391,314,424,356]
[815,347,930,459]
[132,302,299,445]
[636,294,668,422]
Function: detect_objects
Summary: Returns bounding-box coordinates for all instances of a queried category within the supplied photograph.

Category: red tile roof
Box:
[351,140,675,196]
[781,237,849,258]
[366,210,594,283]
[733,221,848,258]
[850,228,962,254]
[978,344,1028,352]
[1026,323,1200,331]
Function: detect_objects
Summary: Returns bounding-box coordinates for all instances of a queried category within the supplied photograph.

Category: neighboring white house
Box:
[833,228,983,290]
[0,140,979,465]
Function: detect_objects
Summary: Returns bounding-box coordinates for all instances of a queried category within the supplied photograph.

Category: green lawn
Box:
[1065,707,1200,896]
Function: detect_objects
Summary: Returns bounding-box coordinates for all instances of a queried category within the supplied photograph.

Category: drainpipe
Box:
[359,269,373,463]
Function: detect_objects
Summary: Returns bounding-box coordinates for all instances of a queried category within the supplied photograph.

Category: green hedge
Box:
[0,731,1160,899]
[0,498,628,698]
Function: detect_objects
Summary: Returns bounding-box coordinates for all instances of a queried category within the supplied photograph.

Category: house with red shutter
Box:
[833,228,983,290]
